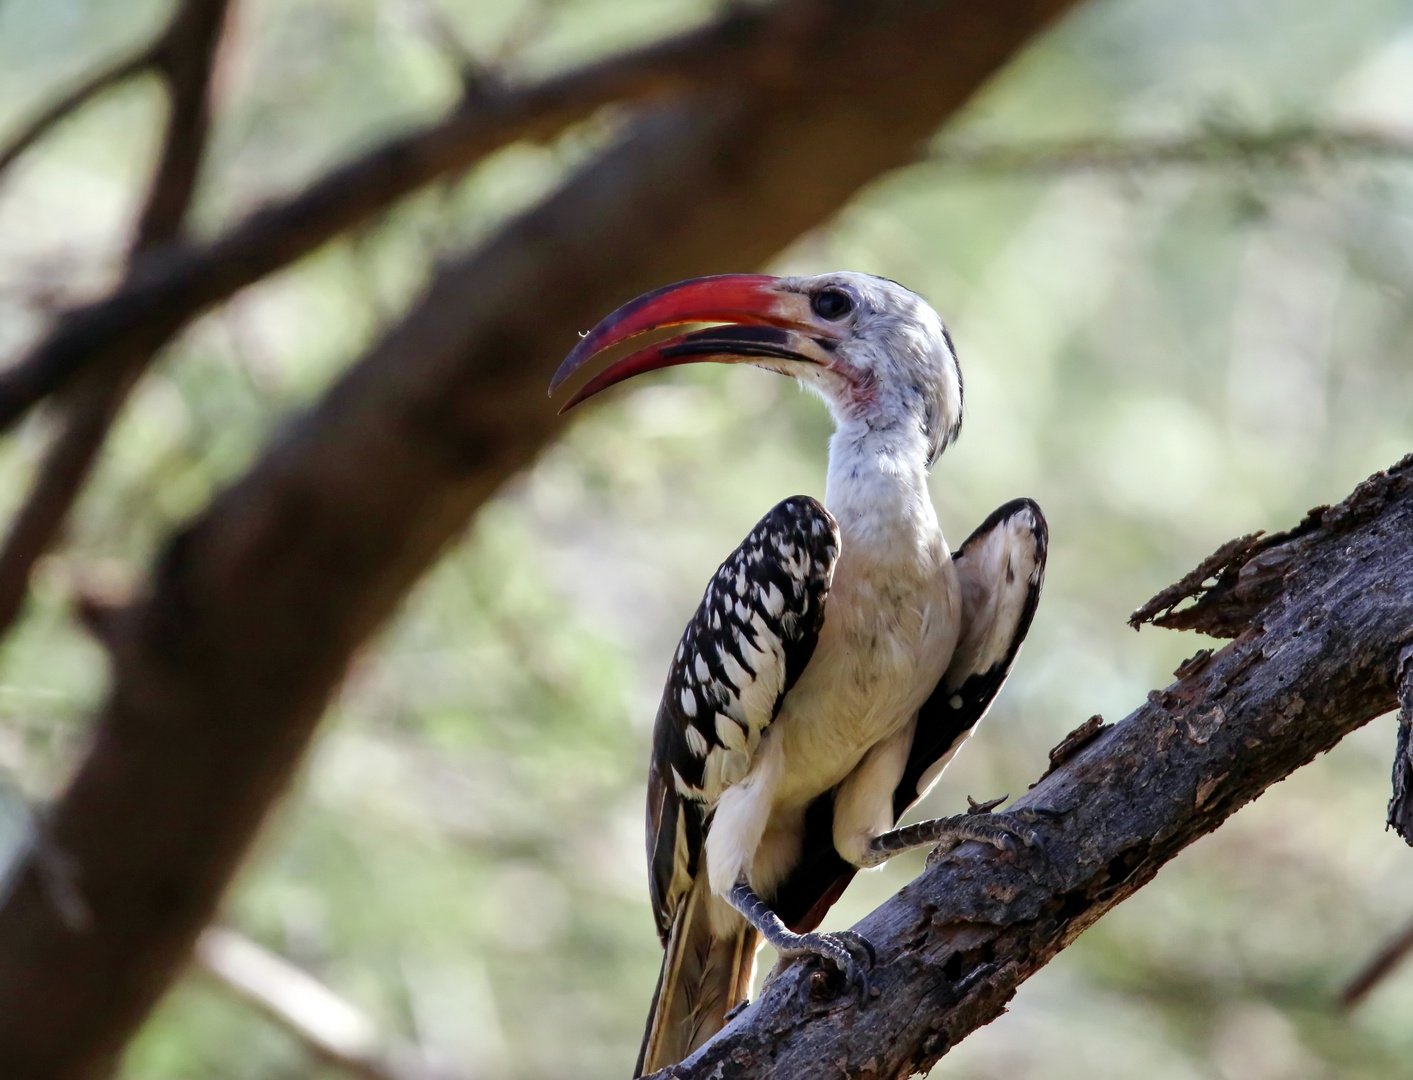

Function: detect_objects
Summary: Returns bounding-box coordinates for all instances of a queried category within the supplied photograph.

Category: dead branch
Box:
[0,3,1082,1075]
[652,456,1413,1079]
[0,0,230,641]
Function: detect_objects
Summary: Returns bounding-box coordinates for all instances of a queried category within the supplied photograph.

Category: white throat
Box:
[823,415,941,558]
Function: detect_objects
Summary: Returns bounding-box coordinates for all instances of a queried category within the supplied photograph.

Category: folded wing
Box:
[638,496,838,1075]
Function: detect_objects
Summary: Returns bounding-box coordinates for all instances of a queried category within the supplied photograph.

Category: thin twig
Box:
[397,0,491,94]
[0,369,137,635]
[0,44,163,177]
[196,927,463,1080]
[1341,913,1413,1008]
[0,0,230,639]
[929,124,1413,176]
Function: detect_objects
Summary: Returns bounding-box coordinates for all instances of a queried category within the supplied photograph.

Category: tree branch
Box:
[1341,912,1413,1008]
[0,46,160,178]
[0,0,785,433]
[0,0,230,642]
[653,455,1413,1079]
[133,0,230,251]
[930,123,1413,176]
[0,2,1083,1075]
[196,927,463,1080]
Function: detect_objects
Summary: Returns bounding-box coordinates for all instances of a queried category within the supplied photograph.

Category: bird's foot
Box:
[728,880,875,1006]
[861,798,1044,869]
[922,807,1045,868]
[778,929,875,1004]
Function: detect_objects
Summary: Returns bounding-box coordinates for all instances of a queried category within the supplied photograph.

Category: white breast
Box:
[767,529,960,810]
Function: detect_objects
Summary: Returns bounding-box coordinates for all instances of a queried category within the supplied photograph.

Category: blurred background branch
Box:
[0,47,162,177]
[196,926,469,1080]
[1342,913,1413,1009]
[1340,647,1413,1009]
[930,123,1413,174]
[0,0,230,650]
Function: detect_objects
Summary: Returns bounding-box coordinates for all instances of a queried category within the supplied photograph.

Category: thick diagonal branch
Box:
[652,457,1413,1080]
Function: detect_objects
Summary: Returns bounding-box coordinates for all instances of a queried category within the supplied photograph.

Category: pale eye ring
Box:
[811,288,853,320]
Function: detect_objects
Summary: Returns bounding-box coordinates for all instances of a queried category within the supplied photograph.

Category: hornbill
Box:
[551,273,1047,1076]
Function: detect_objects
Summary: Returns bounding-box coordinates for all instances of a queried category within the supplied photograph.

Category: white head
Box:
[551,272,963,468]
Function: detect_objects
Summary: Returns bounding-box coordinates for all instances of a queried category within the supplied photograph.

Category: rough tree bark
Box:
[0,2,1081,1076]
[654,457,1413,1080]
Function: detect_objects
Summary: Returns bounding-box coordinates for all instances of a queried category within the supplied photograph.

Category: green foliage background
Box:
[1,0,1413,1076]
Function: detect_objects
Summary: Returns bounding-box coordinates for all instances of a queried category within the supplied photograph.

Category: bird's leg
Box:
[855,795,1043,869]
[727,881,874,1000]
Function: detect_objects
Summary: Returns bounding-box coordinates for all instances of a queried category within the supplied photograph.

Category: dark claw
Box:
[833,931,875,1004]
[833,953,870,1006]
[790,929,875,1007]
[1000,815,1047,854]
[854,965,872,1005]
[994,813,1056,873]
[835,929,878,968]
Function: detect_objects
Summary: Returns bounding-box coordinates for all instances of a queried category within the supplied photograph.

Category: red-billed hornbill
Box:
[551,273,1047,1076]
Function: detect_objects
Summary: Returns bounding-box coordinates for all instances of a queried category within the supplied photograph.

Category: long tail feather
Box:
[635,875,758,1076]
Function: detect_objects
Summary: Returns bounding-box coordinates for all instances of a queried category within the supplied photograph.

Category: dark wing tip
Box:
[956,497,1047,560]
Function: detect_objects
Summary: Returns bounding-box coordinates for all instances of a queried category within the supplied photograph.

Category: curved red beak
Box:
[549,275,837,413]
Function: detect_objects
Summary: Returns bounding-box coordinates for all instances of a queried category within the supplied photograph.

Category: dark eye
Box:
[811,288,853,320]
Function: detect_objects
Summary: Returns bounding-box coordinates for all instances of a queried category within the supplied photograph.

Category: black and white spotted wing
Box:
[645,496,839,942]
[770,497,1046,933]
